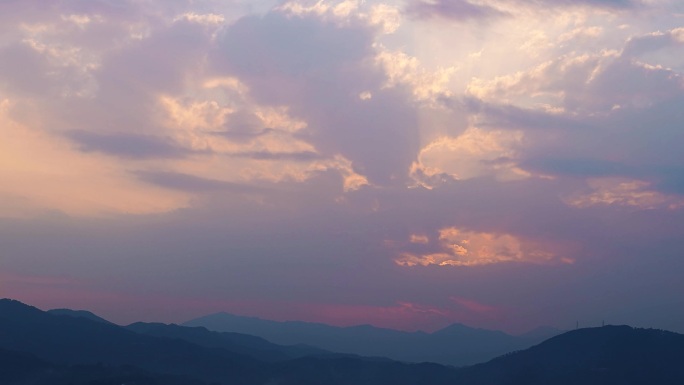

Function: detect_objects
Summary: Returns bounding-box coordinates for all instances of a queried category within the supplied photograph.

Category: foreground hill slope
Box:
[0,299,266,383]
[0,348,207,385]
[457,325,684,385]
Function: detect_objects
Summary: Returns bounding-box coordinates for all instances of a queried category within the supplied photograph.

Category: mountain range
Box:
[1,298,683,385]
[183,311,562,366]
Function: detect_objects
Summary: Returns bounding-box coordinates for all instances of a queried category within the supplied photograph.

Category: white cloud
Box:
[375,47,457,101]
[174,13,226,25]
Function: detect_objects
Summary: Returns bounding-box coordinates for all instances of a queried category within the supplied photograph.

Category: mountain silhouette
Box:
[456,325,684,384]
[0,346,209,385]
[47,308,115,325]
[0,299,266,383]
[125,321,328,361]
[0,347,50,384]
[3,298,683,385]
[0,299,460,384]
[183,312,560,365]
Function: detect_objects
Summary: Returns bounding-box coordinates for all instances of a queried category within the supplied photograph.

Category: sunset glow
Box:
[2,0,684,334]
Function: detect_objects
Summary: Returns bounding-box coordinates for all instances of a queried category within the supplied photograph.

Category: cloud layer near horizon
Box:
[1,0,683,334]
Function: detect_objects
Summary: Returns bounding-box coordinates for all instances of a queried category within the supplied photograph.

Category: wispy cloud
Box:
[66,131,197,159]
[134,171,262,193]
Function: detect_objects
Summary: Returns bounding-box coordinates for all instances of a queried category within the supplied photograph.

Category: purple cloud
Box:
[67,131,196,159]
[405,0,506,21]
[211,10,421,185]
[135,171,262,193]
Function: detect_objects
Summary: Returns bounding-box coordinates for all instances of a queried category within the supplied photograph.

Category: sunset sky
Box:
[1,0,684,334]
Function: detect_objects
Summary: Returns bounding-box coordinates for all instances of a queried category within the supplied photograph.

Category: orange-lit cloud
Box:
[410,234,430,244]
[564,178,684,210]
[412,127,526,184]
[395,227,568,267]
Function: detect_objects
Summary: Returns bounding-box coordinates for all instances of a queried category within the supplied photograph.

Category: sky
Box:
[1,0,684,334]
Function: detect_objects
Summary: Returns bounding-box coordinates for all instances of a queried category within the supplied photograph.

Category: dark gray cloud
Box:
[67,131,194,159]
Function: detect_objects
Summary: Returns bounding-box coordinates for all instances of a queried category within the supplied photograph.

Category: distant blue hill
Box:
[183,312,563,366]
[125,321,328,361]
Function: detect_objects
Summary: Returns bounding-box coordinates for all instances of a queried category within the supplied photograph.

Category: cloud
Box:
[521,158,634,178]
[513,0,638,9]
[0,43,54,97]
[405,0,637,24]
[564,177,684,210]
[655,168,684,195]
[467,27,684,113]
[2,0,684,335]
[410,234,430,244]
[66,131,195,159]
[215,110,274,142]
[210,9,421,185]
[375,48,457,101]
[394,227,566,267]
[230,150,324,161]
[567,0,636,7]
[405,0,506,21]
[463,97,593,132]
[212,128,275,141]
[134,171,262,194]
[621,27,684,62]
[462,25,684,202]
[414,127,524,181]
[0,101,188,216]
